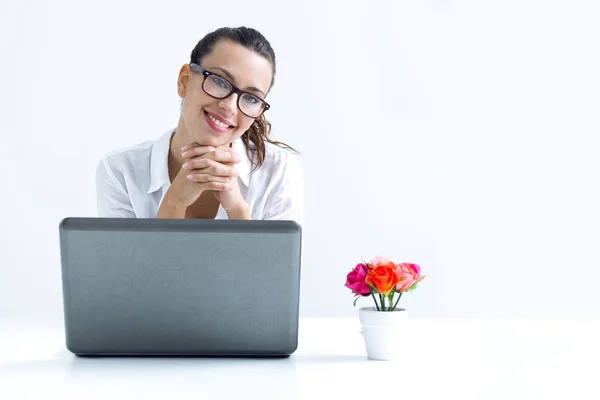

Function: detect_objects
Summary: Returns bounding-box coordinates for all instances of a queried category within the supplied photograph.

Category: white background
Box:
[1,0,599,320]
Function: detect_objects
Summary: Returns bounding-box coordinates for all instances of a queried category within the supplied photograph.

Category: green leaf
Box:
[353,296,361,307]
[400,276,425,293]
[404,281,421,292]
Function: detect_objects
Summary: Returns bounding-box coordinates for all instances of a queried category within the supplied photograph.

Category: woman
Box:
[96,27,303,225]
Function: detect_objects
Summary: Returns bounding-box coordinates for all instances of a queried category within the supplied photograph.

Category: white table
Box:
[1,317,599,399]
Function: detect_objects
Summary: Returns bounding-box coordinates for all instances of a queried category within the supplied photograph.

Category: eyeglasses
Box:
[189,63,270,118]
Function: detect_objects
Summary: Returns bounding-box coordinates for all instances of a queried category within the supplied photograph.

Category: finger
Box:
[181,142,206,152]
[216,144,241,159]
[199,181,233,192]
[182,158,211,170]
[184,148,240,164]
[181,145,217,159]
[184,173,229,183]
[182,142,235,154]
[207,149,241,164]
[207,162,238,177]
[183,159,238,176]
[217,143,236,151]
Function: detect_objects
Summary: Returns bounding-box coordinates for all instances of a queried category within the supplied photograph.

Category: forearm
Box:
[156,195,187,219]
[226,203,251,220]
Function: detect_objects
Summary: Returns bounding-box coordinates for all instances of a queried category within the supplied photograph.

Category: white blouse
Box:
[95,128,304,226]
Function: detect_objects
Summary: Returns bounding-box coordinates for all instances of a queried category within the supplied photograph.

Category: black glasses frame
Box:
[189,63,270,118]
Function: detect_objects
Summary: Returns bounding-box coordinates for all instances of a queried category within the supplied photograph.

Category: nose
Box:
[218,93,238,115]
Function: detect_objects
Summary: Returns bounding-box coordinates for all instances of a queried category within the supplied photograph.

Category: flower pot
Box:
[358,306,408,361]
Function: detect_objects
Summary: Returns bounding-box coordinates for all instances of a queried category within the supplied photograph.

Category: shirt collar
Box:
[147,129,252,195]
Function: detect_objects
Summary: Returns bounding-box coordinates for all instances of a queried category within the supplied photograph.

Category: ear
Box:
[177,64,191,98]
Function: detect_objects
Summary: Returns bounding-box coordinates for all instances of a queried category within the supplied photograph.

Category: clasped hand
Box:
[165,143,249,216]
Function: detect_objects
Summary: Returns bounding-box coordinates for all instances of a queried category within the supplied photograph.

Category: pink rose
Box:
[368,255,396,270]
[370,255,391,265]
[345,263,371,296]
[395,263,421,291]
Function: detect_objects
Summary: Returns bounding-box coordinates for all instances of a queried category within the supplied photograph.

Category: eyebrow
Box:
[212,66,267,98]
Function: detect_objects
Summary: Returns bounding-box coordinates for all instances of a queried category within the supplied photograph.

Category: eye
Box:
[242,93,260,105]
[210,76,228,88]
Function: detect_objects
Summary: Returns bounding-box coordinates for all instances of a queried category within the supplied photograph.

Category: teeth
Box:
[208,113,229,129]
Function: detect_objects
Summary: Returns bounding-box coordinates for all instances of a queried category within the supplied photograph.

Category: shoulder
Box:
[98,139,154,172]
[260,141,302,176]
[96,139,155,186]
[250,141,303,192]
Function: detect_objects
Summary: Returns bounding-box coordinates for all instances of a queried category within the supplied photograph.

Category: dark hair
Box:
[190,26,296,170]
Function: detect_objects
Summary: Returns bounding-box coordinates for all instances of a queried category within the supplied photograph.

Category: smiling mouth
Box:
[204,110,233,129]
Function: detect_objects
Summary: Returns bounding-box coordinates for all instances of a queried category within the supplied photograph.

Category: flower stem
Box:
[392,292,403,311]
[379,294,385,310]
[371,292,380,311]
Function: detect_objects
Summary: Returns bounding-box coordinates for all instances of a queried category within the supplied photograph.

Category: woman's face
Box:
[178,40,273,148]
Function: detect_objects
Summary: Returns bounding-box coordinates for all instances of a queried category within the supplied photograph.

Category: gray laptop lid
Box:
[58,218,302,356]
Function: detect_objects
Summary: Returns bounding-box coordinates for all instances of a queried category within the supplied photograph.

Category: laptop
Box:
[58,217,302,357]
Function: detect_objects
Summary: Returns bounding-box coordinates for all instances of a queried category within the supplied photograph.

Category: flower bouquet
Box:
[345,256,425,360]
[345,256,424,311]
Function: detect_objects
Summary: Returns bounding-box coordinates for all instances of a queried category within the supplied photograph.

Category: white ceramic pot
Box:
[359,306,408,361]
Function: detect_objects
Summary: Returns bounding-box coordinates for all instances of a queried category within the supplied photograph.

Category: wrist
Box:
[157,193,188,218]
[225,202,251,220]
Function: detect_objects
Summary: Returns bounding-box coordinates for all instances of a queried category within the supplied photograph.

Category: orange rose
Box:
[365,265,399,296]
